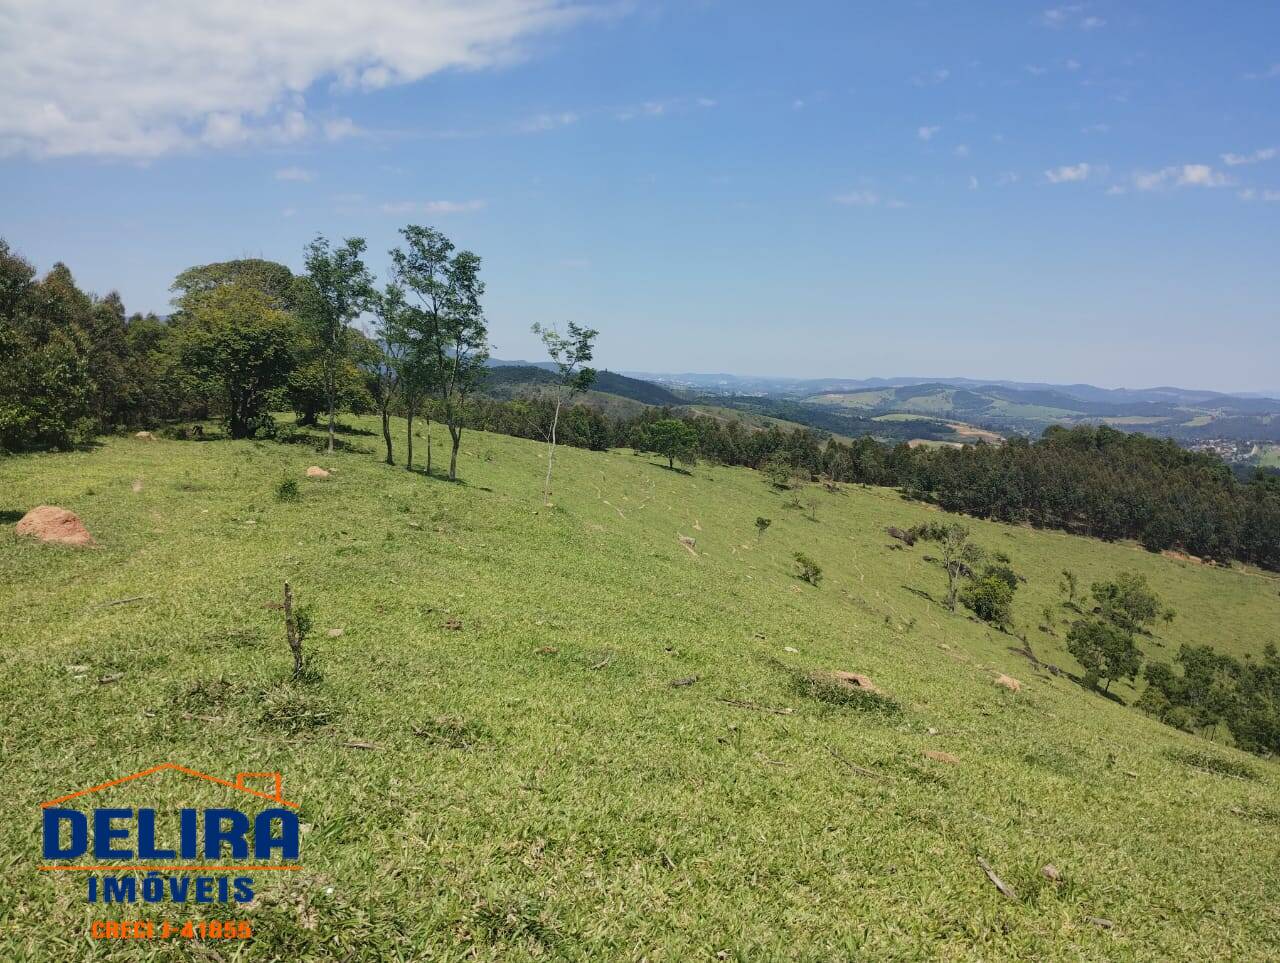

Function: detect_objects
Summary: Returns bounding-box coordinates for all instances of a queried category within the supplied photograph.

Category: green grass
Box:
[2,419,1279,960]
[1259,445,1280,469]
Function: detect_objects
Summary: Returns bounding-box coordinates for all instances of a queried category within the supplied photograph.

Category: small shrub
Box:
[1165,748,1257,780]
[275,476,301,502]
[791,671,900,715]
[414,715,490,750]
[960,574,1015,627]
[258,683,337,733]
[755,517,772,538]
[793,552,823,586]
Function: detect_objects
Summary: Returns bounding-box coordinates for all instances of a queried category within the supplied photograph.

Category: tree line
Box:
[3,233,1277,570]
[0,229,568,485]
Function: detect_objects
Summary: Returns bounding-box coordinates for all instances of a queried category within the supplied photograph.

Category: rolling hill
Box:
[3,423,1278,959]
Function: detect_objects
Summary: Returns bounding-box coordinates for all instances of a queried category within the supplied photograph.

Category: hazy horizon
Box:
[4,1,1278,392]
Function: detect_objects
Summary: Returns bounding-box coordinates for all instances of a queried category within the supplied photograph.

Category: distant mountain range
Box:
[484,360,1280,457]
[619,370,1280,408]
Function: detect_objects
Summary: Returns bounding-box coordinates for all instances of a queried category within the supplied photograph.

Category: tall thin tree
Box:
[531,321,598,505]
[389,226,489,481]
[299,236,373,453]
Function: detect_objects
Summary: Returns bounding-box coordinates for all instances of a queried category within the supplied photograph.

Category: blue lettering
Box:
[203,808,249,859]
[93,808,133,859]
[254,808,300,859]
[42,809,87,859]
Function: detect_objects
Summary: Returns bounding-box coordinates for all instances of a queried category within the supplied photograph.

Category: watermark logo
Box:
[41,762,301,910]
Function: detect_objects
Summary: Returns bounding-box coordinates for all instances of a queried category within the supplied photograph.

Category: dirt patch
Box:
[305,466,331,479]
[830,671,884,695]
[134,431,157,441]
[923,749,960,764]
[995,674,1022,693]
[677,534,698,556]
[15,506,96,547]
[1161,549,1204,565]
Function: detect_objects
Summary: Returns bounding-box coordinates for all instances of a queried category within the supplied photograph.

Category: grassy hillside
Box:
[2,422,1279,960]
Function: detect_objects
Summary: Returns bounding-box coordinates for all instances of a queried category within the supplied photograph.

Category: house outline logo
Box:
[40,762,299,810]
[40,762,302,874]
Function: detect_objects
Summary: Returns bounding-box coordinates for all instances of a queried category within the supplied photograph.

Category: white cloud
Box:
[616,101,670,121]
[1133,164,1232,191]
[520,111,579,133]
[968,175,979,190]
[833,190,905,209]
[1245,63,1280,80]
[1044,163,1092,183]
[275,166,315,182]
[1238,188,1280,202]
[833,190,880,207]
[696,97,718,109]
[379,199,486,215]
[911,67,950,87]
[995,171,1020,186]
[1222,147,1277,166]
[0,1,589,157]
[954,144,970,158]
[1041,5,1104,30]
[917,125,941,141]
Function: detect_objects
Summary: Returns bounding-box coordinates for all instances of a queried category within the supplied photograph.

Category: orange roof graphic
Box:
[41,763,298,809]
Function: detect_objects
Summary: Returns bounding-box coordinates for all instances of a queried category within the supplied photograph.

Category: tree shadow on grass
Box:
[1060,670,1129,705]
[645,461,693,476]
[0,510,25,523]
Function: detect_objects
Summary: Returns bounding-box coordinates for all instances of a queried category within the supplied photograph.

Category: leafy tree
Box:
[960,571,1016,628]
[1090,571,1162,636]
[755,517,772,539]
[911,522,985,611]
[1139,644,1240,733]
[1066,617,1142,693]
[176,282,297,439]
[1059,569,1080,609]
[0,245,94,451]
[761,450,793,489]
[171,258,297,309]
[643,419,698,470]
[390,226,489,480]
[298,236,374,453]
[531,321,598,504]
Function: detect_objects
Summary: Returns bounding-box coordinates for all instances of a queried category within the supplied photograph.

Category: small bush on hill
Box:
[793,552,823,586]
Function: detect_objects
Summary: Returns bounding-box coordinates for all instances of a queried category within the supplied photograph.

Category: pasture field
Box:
[2,420,1278,961]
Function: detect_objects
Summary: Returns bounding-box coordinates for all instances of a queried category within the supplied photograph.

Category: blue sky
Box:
[3,1,1278,392]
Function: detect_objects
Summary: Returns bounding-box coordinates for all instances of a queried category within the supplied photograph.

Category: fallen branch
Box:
[826,744,890,781]
[716,698,795,716]
[95,596,148,608]
[976,856,1018,900]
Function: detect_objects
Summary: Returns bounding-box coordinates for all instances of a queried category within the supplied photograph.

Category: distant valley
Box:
[485,362,1280,468]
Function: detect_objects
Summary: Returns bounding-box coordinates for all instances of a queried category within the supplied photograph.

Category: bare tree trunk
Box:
[426,416,432,476]
[283,582,303,680]
[406,409,414,470]
[381,402,394,465]
[543,396,562,505]
[448,424,461,481]
[325,364,336,454]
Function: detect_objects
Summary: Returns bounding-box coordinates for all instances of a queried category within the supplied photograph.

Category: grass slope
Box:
[2,421,1279,961]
